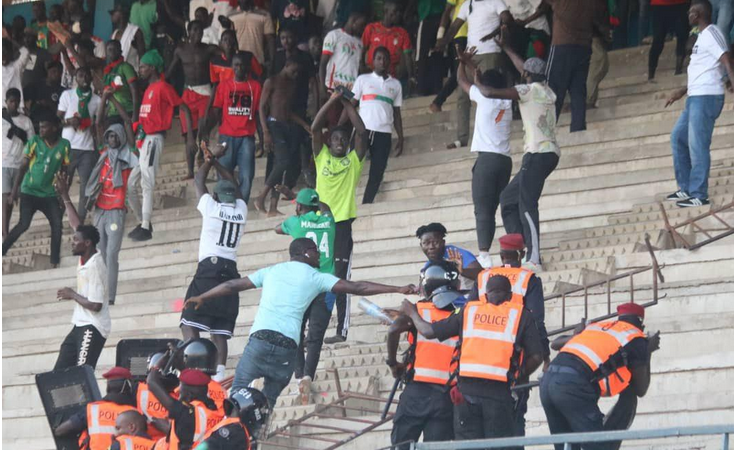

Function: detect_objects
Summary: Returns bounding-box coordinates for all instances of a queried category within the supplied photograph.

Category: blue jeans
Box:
[670,95,725,200]
[232,336,297,408]
[218,134,256,203]
[711,0,733,44]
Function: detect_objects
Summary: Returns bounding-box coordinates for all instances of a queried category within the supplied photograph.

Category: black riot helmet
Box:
[421,260,462,310]
[181,339,218,375]
[224,388,270,438]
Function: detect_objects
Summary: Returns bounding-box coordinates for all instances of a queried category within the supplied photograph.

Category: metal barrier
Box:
[410,424,734,449]
[659,199,734,250]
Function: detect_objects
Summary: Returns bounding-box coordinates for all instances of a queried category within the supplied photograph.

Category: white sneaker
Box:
[522,259,543,273]
[477,253,493,269]
[298,376,312,405]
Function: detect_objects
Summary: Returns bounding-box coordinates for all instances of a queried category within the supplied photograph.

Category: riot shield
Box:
[116,339,181,381]
[36,365,101,450]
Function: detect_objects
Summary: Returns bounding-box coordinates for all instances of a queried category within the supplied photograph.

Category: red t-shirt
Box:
[362,22,413,77]
[139,80,183,134]
[213,77,262,137]
[96,156,132,210]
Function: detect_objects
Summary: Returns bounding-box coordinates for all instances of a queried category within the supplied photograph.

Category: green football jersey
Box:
[282,211,336,275]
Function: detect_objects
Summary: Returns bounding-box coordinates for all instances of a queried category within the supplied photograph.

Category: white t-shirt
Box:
[197,193,248,262]
[352,72,403,133]
[322,28,363,89]
[2,47,30,111]
[469,85,512,154]
[688,25,729,97]
[506,0,549,34]
[71,251,111,338]
[58,89,102,151]
[2,113,35,169]
[457,0,508,54]
[515,82,559,155]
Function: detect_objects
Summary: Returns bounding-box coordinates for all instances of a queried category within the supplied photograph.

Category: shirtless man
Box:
[110,5,146,69]
[254,58,310,216]
[165,20,221,178]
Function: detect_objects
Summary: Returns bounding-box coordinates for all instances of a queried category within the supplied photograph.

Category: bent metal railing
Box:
[410,424,734,449]
[659,199,734,250]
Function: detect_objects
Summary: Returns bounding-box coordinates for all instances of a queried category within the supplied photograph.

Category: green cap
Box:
[296,188,319,207]
[214,180,237,204]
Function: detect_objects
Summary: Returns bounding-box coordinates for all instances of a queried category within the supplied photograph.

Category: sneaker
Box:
[676,197,709,208]
[522,259,543,273]
[323,335,346,344]
[477,253,493,269]
[131,226,153,242]
[298,376,312,405]
[127,224,144,239]
[666,190,690,201]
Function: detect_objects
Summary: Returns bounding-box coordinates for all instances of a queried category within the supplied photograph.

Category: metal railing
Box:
[410,424,734,449]
[659,199,734,250]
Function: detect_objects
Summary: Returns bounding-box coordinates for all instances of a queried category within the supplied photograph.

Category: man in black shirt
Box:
[270,0,310,47]
[541,303,660,450]
[400,275,543,443]
[20,27,52,90]
[25,59,64,129]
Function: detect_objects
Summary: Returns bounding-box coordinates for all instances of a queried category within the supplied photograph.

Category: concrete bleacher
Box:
[3,44,734,450]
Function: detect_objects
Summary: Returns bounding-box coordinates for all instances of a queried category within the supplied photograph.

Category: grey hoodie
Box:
[84,123,139,210]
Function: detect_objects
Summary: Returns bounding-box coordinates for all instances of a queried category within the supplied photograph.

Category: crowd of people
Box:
[2,0,733,448]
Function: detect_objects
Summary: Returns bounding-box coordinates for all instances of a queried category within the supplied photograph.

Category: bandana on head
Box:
[140,49,165,74]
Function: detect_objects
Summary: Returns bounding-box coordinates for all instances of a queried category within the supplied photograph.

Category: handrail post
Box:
[723,432,729,450]
[562,294,566,328]
[630,273,635,303]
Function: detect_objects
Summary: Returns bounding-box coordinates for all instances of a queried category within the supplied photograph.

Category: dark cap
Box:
[214,180,237,204]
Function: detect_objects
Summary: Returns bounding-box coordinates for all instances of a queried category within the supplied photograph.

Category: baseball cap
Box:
[523,57,547,76]
[214,180,237,204]
[296,188,319,207]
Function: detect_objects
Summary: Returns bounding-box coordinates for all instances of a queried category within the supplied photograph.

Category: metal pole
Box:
[723,432,729,450]
[564,442,572,450]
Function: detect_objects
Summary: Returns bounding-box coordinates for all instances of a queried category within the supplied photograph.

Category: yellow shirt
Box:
[449,0,469,39]
[315,145,364,222]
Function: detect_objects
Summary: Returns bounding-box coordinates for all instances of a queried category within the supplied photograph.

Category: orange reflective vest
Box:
[477,266,533,305]
[560,320,646,397]
[137,382,177,440]
[174,381,226,412]
[196,417,251,450]
[78,401,136,450]
[458,300,523,382]
[406,302,458,385]
[168,400,224,450]
[115,435,158,450]
[152,437,168,450]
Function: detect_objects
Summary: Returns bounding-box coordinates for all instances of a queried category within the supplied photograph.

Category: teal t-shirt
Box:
[248,261,340,343]
[282,211,336,275]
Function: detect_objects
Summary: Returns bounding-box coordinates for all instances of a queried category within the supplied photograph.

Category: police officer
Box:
[148,352,224,450]
[54,367,137,450]
[401,275,544,443]
[172,339,227,412]
[137,352,179,440]
[540,303,660,450]
[386,261,462,449]
[472,233,550,435]
[196,387,270,450]
[109,410,157,450]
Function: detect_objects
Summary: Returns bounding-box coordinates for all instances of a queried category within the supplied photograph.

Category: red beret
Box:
[103,367,132,380]
[499,234,525,251]
[617,302,645,319]
[179,369,211,387]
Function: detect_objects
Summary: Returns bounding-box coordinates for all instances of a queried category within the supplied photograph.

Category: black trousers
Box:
[417,14,446,96]
[500,152,559,266]
[265,120,302,192]
[68,149,99,222]
[540,367,611,450]
[472,152,512,251]
[547,44,592,132]
[454,393,516,446]
[391,382,454,450]
[433,37,467,107]
[362,131,392,204]
[648,3,689,77]
[333,219,353,337]
[295,293,331,379]
[54,325,107,370]
[603,387,639,450]
[3,193,63,265]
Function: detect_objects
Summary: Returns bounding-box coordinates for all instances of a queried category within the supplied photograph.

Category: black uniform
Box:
[198,422,251,450]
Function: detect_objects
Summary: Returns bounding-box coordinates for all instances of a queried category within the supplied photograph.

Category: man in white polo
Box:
[350,46,404,205]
